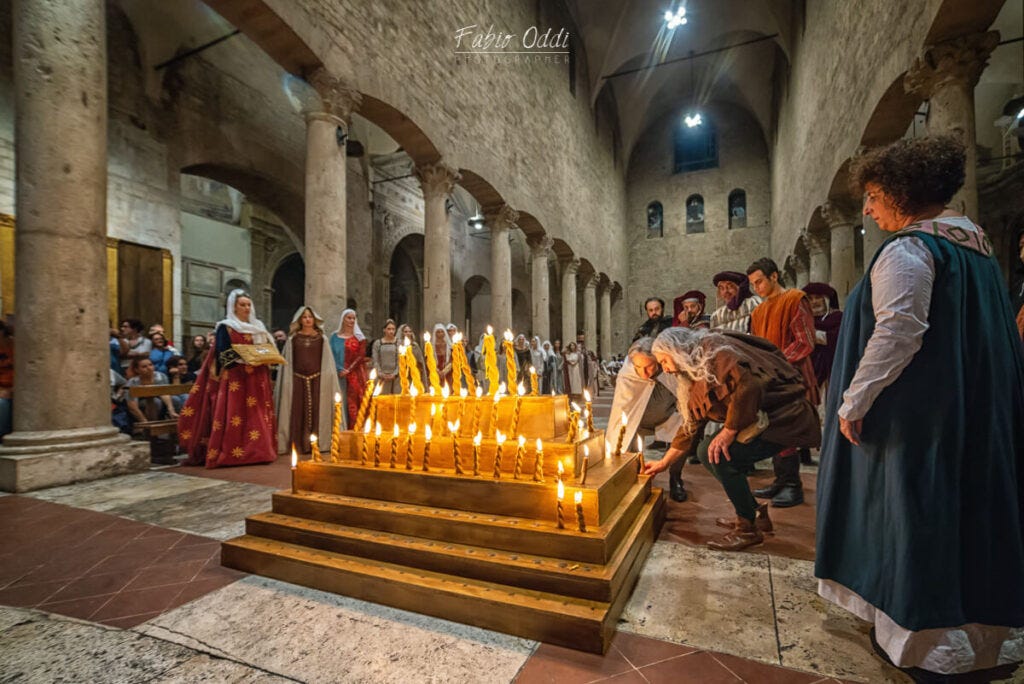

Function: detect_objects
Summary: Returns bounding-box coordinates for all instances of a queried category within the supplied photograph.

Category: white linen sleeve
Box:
[838,236,935,422]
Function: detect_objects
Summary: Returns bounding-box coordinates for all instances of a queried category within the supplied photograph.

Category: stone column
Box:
[905,32,999,221]
[806,231,830,284]
[304,69,360,319]
[528,236,553,339]
[487,205,518,332]
[599,284,612,360]
[862,215,887,271]
[582,274,598,354]
[0,0,147,492]
[822,200,859,302]
[416,161,460,327]
[560,257,580,344]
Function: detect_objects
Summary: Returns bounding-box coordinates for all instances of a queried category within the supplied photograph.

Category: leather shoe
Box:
[771,484,804,508]
[707,518,763,551]
[669,475,688,502]
[753,481,782,499]
[716,503,772,532]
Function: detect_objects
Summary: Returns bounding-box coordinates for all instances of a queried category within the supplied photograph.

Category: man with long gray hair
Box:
[642,327,820,551]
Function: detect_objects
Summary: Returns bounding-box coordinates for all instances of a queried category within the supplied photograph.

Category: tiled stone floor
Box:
[0,390,1010,682]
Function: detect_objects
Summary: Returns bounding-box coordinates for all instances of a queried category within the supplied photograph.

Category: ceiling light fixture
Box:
[468,214,484,230]
[663,7,687,30]
[684,113,702,128]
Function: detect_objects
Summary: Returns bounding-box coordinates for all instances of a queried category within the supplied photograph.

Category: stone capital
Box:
[485,204,519,233]
[560,256,581,276]
[582,273,599,290]
[802,229,829,255]
[528,235,555,259]
[415,161,460,200]
[904,31,1000,97]
[307,68,361,124]
[820,199,860,229]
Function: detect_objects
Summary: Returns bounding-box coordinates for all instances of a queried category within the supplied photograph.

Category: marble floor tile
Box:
[0,605,41,633]
[139,575,535,684]
[147,653,293,683]
[769,555,911,683]
[0,612,193,682]
[27,471,225,512]
[102,480,274,538]
[618,541,780,665]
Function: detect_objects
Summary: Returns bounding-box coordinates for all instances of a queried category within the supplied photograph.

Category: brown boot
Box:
[715,503,773,532]
[707,517,764,551]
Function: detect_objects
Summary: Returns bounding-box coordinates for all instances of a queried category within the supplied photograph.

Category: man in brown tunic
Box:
[642,327,820,550]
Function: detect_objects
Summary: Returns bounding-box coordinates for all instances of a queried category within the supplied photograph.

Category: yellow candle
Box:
[453,333,476,394]
[636,435,646,472]
[361,419,371,465]
[483,326,499,395]
[580,444,590,485]
[309,433,319,463]
[406,341,424,394]
[493,431,506,479]
[614,411,628,457]
[533,438,544,482]
[575,490,586,533]
[373,422,382,467]
[441,383,451,435]
[354,369,377,433]
[405,422,417,470]
[370,383,382,429]
[489,384,504,436]
[397,344,409,395]
[409,385,419,426]
[423,424,432,471]
[472,431,482,476]
[557,459,564,483]
[556,479,565,529]
[513,435,525,479]
[423,333,442,394]
[529,366,538,396]
[290,446,298,494]
[330,392,343,462]
[390,423,399,468]
[583,389,594,432]
[470,386,484,435]
[511,382,526,435]
[450,332,463,391]
[503,330,516,388]
[450,421,463,475]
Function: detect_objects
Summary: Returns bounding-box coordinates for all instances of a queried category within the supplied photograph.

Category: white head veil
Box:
[530,335,546,369]
[335,308,366,341]
[218,289,271,343]
[288,305,325,336]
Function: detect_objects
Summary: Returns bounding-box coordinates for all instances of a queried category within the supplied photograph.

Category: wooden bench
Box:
[128,383,193,464]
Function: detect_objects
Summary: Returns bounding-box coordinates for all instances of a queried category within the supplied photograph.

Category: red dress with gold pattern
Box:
[178,327,276,468]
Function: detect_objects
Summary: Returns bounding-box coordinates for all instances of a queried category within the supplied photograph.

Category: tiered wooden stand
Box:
[222,394,664,654]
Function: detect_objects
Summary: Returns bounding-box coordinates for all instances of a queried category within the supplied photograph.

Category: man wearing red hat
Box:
[673,290,710,329]
[709,272,761,332]
[802,282,843,392]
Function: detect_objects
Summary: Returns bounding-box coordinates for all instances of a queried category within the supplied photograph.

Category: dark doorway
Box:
[271,253,304,332]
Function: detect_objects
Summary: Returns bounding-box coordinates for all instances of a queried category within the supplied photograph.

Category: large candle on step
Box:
[533,438,544,482]
[583,389,594,432]
[423,332,442,394]
[472,431,482,476]
[422,424,432,471]
[450,421,463,475]
[575,490,586,532]
[503,330,516,388]
[330,392,343,462]
[354,369,378,431]
[405,422,417,470]
[372,422,382,467]
[493,431,506,479]
[614,411,628,457]
[513,435,525,479]
[397,344,409,395]
[405,342,424,394]
[483,326,499,395]
[556,480,565,529]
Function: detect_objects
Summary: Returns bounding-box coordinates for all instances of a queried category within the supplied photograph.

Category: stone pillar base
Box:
[0,429,149,492]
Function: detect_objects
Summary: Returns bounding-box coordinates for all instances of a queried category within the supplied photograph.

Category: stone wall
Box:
[625,103,772,330]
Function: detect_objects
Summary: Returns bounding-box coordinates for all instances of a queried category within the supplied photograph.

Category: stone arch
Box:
[389,234,424,333]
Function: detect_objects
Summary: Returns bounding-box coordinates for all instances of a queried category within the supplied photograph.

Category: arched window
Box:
[685,195,705,234]
[728,189,747,229]
[674,118,718,173]
[646,201,663,238]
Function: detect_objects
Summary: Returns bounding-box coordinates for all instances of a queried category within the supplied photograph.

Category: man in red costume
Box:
[746,258,819,506]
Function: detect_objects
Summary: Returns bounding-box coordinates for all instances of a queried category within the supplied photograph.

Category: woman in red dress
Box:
[329,309,368,428]
[178,290,276,467]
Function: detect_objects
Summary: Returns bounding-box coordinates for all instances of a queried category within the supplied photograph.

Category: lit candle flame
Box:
[460,387,468,398]
[517,382,526,396]
[492,391,501,404]
[334,392,341,404]
[536,438,543,452]
[557,460,564,476]
[574,490,582,505]
[423,332,430,343]
[409,421,417,434]
[620,412,628,426]
[363,419,372,434]
[496,431,507,445]
[452,332,462,344]
[529,365,536,374]
[425,424,432,441]
[442,384,450,399]
[374,422,381,437]
[557,479,565,500]
[370,368,378,381]
[571,402,581,412]
[373,384,382,397]
[583,389,591,402]
[518,435,526,446]
[473,432,482,446]
[429,387,436,396]
[503,329,514,342]
[290,447,297,468]
[498,382,507,396]
[430,404,437,416]
[486,325,493,335]
[449,419,460,432]
[410,386,418,398]
[475,386,483,398]
[637,436,644,453]
[584,444,590,458]
[393,423,400,438]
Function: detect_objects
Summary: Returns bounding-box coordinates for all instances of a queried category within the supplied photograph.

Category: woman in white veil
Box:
[329,309,368,428]
[430,323,453,388]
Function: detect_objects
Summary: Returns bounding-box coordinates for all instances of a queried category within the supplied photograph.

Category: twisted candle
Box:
[389,423,399,468]
[309,433,319,463]
[529,366,538,396]
[472,431,482,476]
[513,435,525,479]
[405,341,424,394]
[614,411,628,457]
[450,332,463,391]
[405,422,417,470]
[454,333,476,394]
[372,422,382,467]
[408,385,419,426]
[583,389,594,432]
[423,333,442,395]
[441,384,451,435]
[511,382,526,436]
[575,490,586,532]
[450,421,463,475]
[489,384,504,436]
[580,444,590,485]
[370,383,382,432]
[330,392,343,462]
[397,343,409,395]
[456,388,468,436]
[354,369,378,433]
[483,326,499,395]
[422,424,432,471]
[503,330,516,389]
[533,438,544,482]
[567,404,579,443]
[290,446,297,494]
[360,419,371,465]
[493,431,506,479]
[556,479,565,529]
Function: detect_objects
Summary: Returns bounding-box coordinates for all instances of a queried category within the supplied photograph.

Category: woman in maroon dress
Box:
[330,309,368,427]
[178,290,276,467]
[274,306,340,455]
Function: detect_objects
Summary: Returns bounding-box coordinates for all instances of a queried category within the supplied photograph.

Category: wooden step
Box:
[271,479,655,565]
[295,450,639,525]
[245,487,660,601]
[222,494,663,653]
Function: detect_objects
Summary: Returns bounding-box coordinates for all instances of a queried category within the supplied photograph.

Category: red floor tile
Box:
[0,579,66,607]
[611,631,697,668]
[637,652,740,683]
[37,594,115,621]
[122,559,207,591]
[711,652,824,683]
[100,610,164,629]
[515,641,634,683]
[90,584,189,622]
[43,572,136,604]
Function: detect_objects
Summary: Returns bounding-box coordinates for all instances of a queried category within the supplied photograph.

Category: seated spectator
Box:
[0,320,12,441]
[148,323,165,338]
[149,332,176,374]
[187,334,209,373]
[117,318,151,374]
[166,354,195,414]
[125,357,171,427]
[110,368,130,434]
